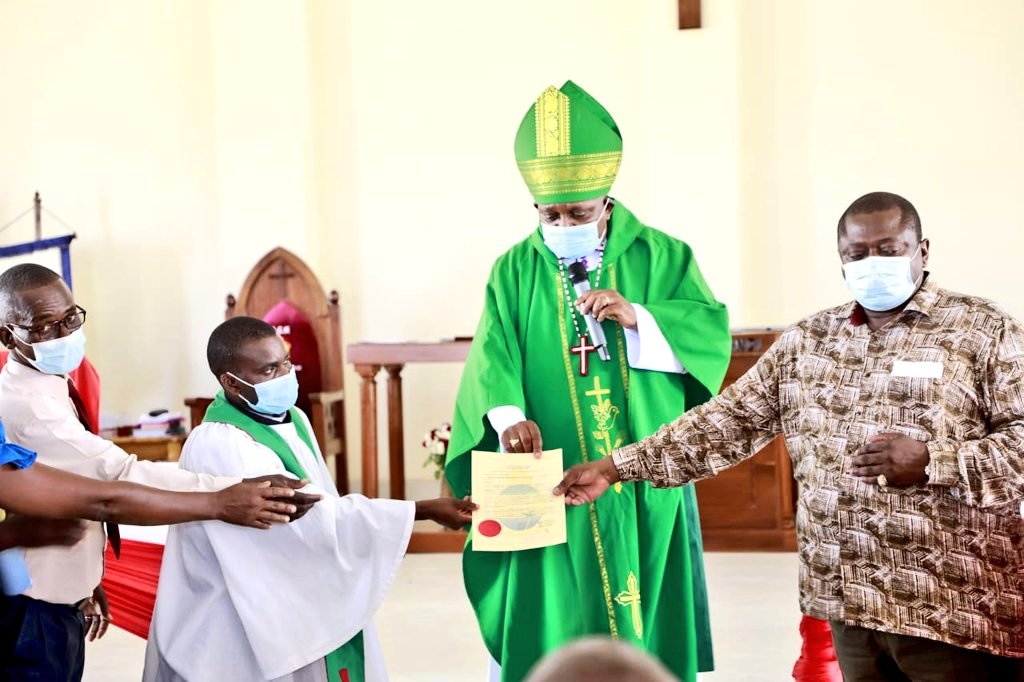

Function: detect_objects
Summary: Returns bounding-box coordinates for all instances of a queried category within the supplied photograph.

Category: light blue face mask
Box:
[541,201,609,260]
[842,244,923,312]
[12,328,87,375]
[229,369,299,416]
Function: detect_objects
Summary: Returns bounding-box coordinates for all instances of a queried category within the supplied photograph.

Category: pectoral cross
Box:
[570,335,597,377]
[614,571,644,639]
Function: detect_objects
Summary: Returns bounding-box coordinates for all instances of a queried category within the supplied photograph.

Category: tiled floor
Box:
[84,552,801,681]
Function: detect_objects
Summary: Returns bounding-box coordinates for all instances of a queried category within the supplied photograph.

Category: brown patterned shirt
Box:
[614,276,1024,656]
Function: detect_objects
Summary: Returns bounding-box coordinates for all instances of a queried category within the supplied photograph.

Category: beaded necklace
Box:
[557,241,606,376]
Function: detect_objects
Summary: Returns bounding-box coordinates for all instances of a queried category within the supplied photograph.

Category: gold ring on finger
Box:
[877,474,888,487]
[509,438,520,447]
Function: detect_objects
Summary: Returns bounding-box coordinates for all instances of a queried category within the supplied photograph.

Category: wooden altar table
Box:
[348,340,472,552]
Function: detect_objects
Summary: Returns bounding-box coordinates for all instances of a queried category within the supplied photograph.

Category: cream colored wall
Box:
[737,0,1024,325]
[337,0,745,490]
[1,1,1022,489]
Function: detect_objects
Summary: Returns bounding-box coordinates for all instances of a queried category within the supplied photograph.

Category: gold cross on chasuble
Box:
[584,376,624,492]
[585,376,619,455]
[614,571,644,639]
[584,375,612,404]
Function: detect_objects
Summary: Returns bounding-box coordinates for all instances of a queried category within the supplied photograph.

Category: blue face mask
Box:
[842,244,923,312]
[12,328,87,375]
[229,369,299,416]
[540,200,609,260]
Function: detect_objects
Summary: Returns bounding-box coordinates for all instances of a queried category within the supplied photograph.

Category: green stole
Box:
[203,393,366,682]
[446,202,732,682]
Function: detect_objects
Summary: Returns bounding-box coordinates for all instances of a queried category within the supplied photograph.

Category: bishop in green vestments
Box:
[446,81,733,682]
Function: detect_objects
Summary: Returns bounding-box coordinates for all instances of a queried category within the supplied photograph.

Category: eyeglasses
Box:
[8,306,87,342]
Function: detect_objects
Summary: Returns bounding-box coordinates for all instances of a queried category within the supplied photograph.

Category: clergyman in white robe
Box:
[143,410,413,682]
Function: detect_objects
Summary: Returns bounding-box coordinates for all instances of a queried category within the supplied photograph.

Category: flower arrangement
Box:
[422,422,451,480]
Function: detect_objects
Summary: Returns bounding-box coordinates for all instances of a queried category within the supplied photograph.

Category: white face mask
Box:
[540,200,609,260]
[11,328,87,375]
[842,244,923,312]
[228,369,299,416]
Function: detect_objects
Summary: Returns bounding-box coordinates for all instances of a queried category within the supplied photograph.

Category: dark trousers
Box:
[831,621,1024,682]
[0,594,85,682]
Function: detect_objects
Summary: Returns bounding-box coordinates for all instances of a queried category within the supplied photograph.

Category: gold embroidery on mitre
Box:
[534,86,571,158]
[614,571,644,639]
[518,151,622,199]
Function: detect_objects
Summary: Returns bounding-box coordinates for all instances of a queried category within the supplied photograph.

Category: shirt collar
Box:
[3,357,70,396]
[847,272,937,327]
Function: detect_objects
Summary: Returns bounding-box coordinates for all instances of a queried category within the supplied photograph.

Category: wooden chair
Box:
[186,247,349,493]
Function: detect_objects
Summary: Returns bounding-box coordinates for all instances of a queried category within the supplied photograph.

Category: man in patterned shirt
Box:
[556,191,1024,681]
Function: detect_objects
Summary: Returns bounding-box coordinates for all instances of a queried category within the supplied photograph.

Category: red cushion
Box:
[261,301,322,417]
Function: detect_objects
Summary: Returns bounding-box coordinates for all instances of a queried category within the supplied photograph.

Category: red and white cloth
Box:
[101,525,166,639]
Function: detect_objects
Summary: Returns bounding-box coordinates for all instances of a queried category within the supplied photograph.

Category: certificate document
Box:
[470,449,567,552]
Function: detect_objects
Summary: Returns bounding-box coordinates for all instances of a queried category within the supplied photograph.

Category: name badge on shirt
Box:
[891,360,943,379]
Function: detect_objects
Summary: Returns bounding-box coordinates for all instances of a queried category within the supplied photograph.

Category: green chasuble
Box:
[203,394,366,682]
[447,202,732,682]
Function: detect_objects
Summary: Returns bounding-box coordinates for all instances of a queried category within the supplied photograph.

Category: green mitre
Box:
[514,80,623,204]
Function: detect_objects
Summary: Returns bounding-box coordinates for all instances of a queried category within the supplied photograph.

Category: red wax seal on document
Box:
[478,520,502,537]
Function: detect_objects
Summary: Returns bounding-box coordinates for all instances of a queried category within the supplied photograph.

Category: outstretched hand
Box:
[281,491,322,521]
[242,475,322,521]
[416,496,478,530]
[553,458,621,506]
[215,480,308,529]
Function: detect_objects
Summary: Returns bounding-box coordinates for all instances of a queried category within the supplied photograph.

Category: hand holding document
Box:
[471,449,567,552]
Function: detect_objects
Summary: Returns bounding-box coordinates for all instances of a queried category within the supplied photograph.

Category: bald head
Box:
[838,191,921,242]
[0,263,68,325]
[525,638,677,682]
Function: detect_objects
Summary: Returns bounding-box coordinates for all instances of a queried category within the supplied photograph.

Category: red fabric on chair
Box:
[262,300,322,417]
[101,539,164,639]
[792,615,843,681]
[0,350,102,430]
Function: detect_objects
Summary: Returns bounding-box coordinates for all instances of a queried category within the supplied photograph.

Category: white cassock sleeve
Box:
[622,304,688,374]
[486,405,527,442]
[145,422,414,682]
